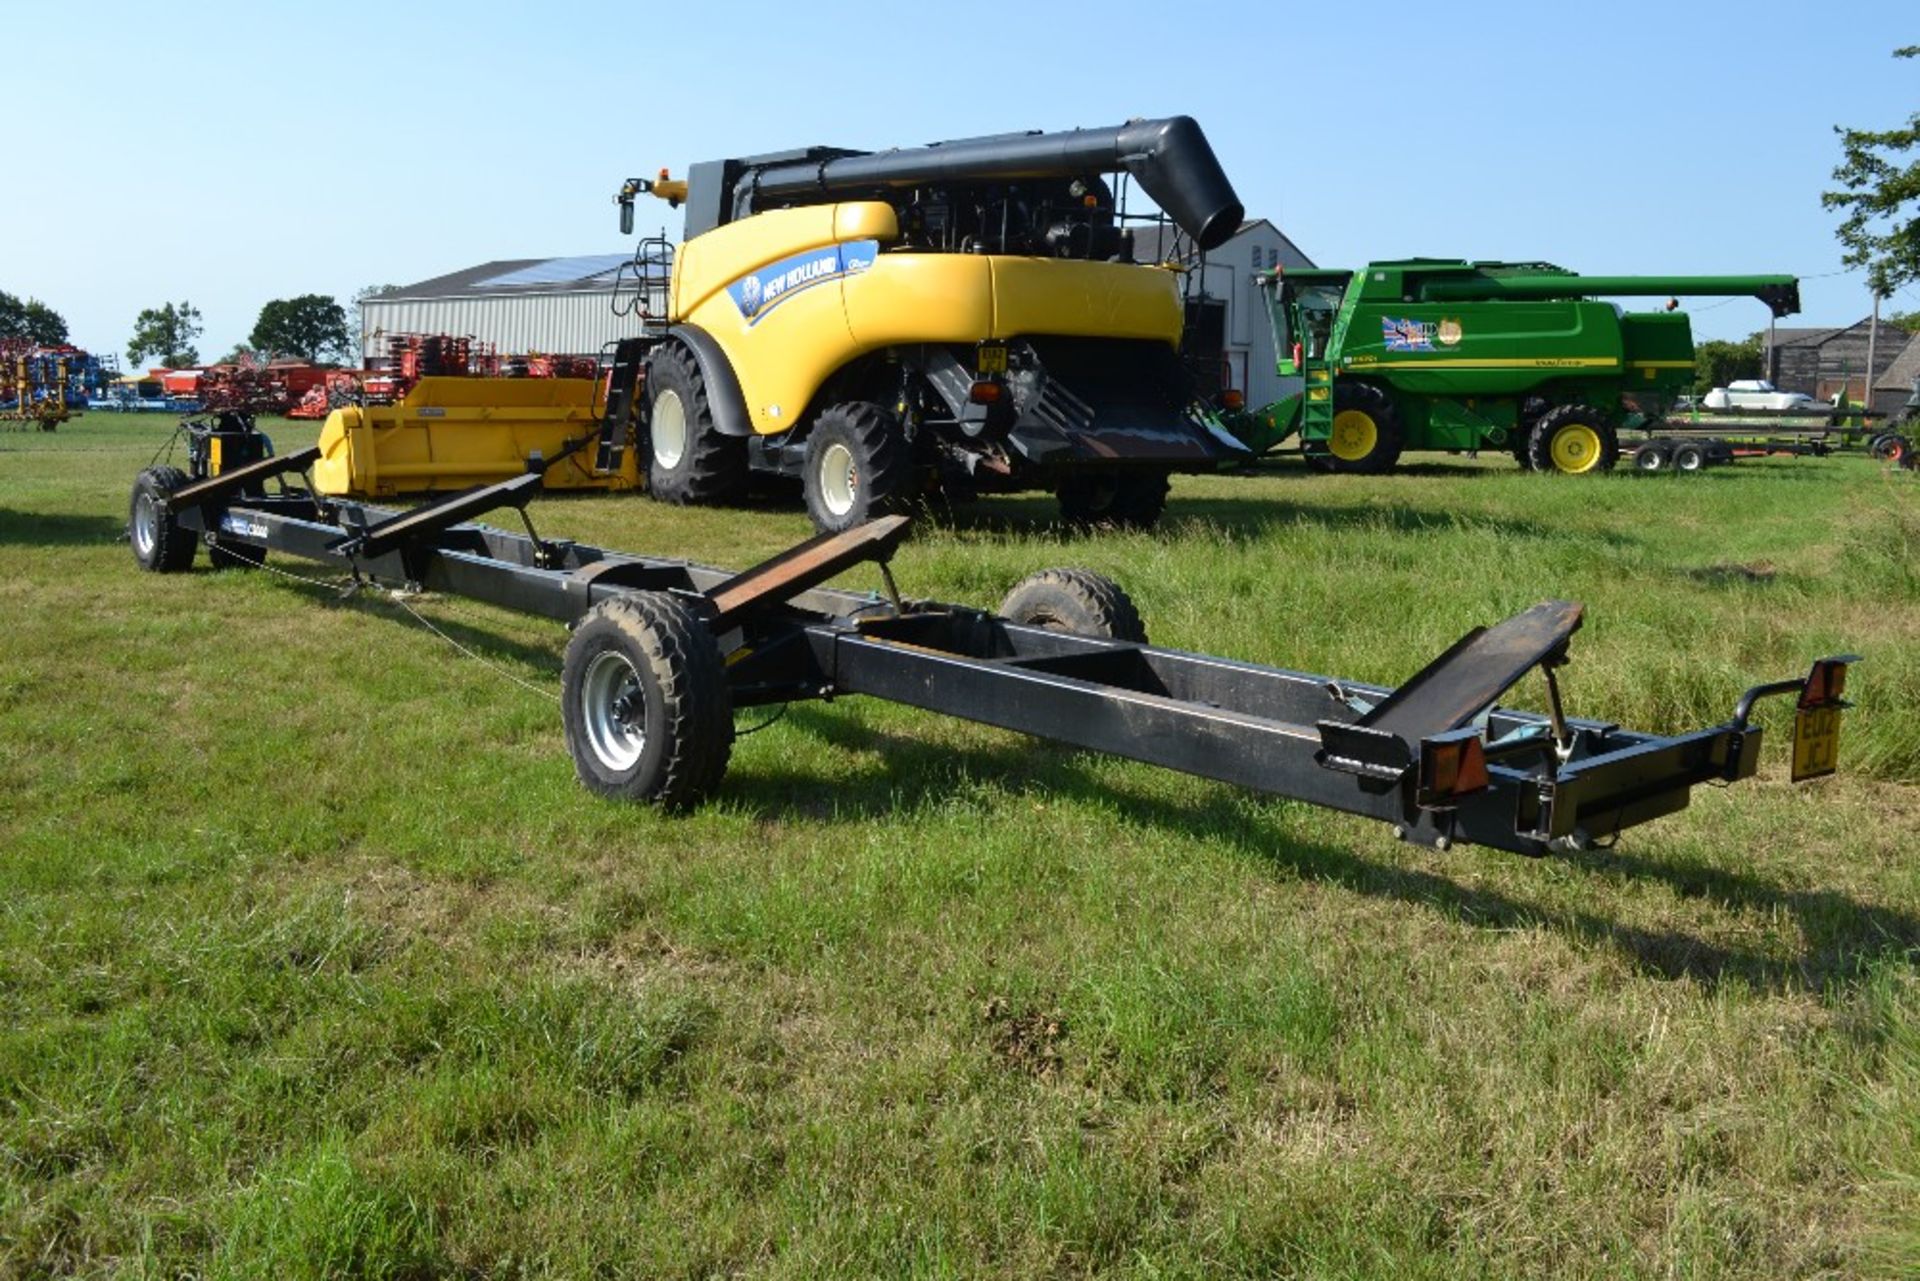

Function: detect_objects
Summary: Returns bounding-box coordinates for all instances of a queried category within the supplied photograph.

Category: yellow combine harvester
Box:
[316,116,1249,531]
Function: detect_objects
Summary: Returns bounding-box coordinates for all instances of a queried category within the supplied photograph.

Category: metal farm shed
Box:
[358,254,653,362]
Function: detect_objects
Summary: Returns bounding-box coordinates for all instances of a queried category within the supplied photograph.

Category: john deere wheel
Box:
[644,343,747,505]
[801,402,917,534]
[1055,470,1170,529]
[560,593,733,809]
[999,568,1147,642]
[1527,404,1618,475]
[129,466,197,573]
[1322,382,1403,474]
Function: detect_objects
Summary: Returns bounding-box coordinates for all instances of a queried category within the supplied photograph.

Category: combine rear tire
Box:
[1055,469,1170,529]
[1323,382,1404,474]
[561,592,733,809]
[999,568,1147,643]
[129,466,197,573]
[802,402,917,534]
[645,344,747,506]
[1527,404,1618,475]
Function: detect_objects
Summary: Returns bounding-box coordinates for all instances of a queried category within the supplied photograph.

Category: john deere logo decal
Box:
[727,240,878,325]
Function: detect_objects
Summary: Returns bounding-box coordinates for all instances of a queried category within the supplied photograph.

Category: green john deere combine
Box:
[1237,259,1800,474]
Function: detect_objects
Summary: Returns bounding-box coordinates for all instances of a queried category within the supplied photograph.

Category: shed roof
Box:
[1874,330,1920,392]
[377,253,643,301]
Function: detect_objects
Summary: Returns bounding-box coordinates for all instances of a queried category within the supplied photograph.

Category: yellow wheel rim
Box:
[1329,410,1378,462]
[1548,423,1604,474]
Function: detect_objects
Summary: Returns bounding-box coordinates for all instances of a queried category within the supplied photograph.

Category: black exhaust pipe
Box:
[737,116,1245,252]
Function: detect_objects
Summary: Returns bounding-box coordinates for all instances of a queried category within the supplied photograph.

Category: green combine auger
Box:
[1235,260,1800,474]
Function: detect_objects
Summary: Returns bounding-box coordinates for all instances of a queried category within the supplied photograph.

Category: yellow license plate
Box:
[1791,704,1843,781]
[977,344,1008,375]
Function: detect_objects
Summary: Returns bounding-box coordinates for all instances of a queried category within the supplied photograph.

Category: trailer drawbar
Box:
[128,416,1856,857]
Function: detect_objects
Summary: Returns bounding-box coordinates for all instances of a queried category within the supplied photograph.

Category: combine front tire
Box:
[129,466,197,573]
[645,345,748,506]
[1527,404,1618,475]
[802,402,917,534]
[1323,382,1404,474]
[999,568,1148,643]
[561,593,733,810]
[1056,469,1170,529]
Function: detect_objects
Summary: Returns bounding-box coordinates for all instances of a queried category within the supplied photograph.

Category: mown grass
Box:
[2,417,1916,1277]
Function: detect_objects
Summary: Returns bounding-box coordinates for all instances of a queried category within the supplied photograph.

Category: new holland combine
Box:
[1237,260,1801,474]
[126,419,1857,856]
[312,117,1252,530]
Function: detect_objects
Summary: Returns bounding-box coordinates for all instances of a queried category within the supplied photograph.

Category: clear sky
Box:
[4,0,1914,363]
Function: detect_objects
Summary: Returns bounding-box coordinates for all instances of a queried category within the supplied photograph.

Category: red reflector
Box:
[1800,658,1851,709]
[969,381,1002,404]
[1222,389,1245,410]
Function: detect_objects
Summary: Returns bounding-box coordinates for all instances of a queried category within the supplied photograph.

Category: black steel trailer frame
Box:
[129,447,1857,859]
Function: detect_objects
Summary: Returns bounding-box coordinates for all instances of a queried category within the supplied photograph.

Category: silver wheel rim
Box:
[1637,451,1662,471]
[652,389,688,470]
[132,492,158,557]
[1678,451,1702,472]
[819,442,858,518]
[581,650,646,772]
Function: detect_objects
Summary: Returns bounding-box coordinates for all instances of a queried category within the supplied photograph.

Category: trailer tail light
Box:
[1221,389,1245,410]
[1799,656,1851,709]
[1417,730,1490,808]
[969,381,1003,405]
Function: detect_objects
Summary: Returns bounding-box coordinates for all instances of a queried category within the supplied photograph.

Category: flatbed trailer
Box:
[126,431,1857,858]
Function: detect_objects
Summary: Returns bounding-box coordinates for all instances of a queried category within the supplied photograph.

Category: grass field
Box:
[3,415,1917,1278]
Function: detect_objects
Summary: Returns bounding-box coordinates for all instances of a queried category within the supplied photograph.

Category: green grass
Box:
[2,416,1917,1278]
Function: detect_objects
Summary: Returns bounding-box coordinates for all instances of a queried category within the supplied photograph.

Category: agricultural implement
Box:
[314,116,1252,532]
[1239,261,1800,474]
[126,424,1857,856]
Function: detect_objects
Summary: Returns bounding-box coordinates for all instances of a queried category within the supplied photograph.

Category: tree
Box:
[0,290,70,344]
[1822,46,1920,297]
[1885,309,1920,334]
[250,294,349,363]
[1693,334,1765,397]
[128,301,203,368]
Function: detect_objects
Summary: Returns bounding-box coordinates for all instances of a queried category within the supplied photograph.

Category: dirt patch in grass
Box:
[981,995,1067,1078]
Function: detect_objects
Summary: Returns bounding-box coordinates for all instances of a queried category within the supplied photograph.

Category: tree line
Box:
[1,288,395,369]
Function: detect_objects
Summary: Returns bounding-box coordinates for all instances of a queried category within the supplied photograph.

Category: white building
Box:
[366,220,1313,410]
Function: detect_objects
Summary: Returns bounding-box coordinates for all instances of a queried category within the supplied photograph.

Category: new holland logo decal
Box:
[727,240,878,325]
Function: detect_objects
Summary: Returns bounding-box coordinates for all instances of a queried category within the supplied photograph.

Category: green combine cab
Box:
[1240,260,1800,474]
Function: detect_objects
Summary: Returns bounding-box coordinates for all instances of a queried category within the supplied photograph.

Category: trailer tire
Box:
[1672,442,1708,473]
[1631,443,1668,472]
[802,402,917,533]
[129,466,197,573]
[561,593,733,810]
[1324,382,1403,474]
[1870,433,1909,462]
[999,568,1148,643]
[1055,469,1170,529]
[644,343,748,506]
[1527,404,1618,475]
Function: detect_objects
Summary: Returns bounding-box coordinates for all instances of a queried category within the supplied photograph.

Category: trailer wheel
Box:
[1631,443,1668,472]
[1871,433,1910,463]
[561,593,733,810]
[644,343,747,506]
[999,568,1148,643]
[129,466,197,573]
[802,402,917,534]
[1527,404,1618,475]
[1056,469,1170,529]
[1324,382,1404,474]
[1672,442,1708,473]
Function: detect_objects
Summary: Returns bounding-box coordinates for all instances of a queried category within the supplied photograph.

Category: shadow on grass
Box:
[0,507,128,548]
[748,707,1917,994]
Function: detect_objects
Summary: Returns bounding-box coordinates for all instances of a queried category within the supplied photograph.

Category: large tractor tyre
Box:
[1323,382,1404,474]
[1055,469,1171,529]
[129,466,197,573]
[644,345,748,506]
[1631,443,1668,473]
[1527,404,1619,475]
[560,592,733,810]
[999,568,1148,644]
[801,402,918,534]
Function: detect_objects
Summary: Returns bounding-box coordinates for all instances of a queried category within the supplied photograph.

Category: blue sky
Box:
[4,1,1914,362]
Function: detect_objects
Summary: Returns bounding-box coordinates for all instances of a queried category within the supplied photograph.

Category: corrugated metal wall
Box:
[359,292,652,360]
